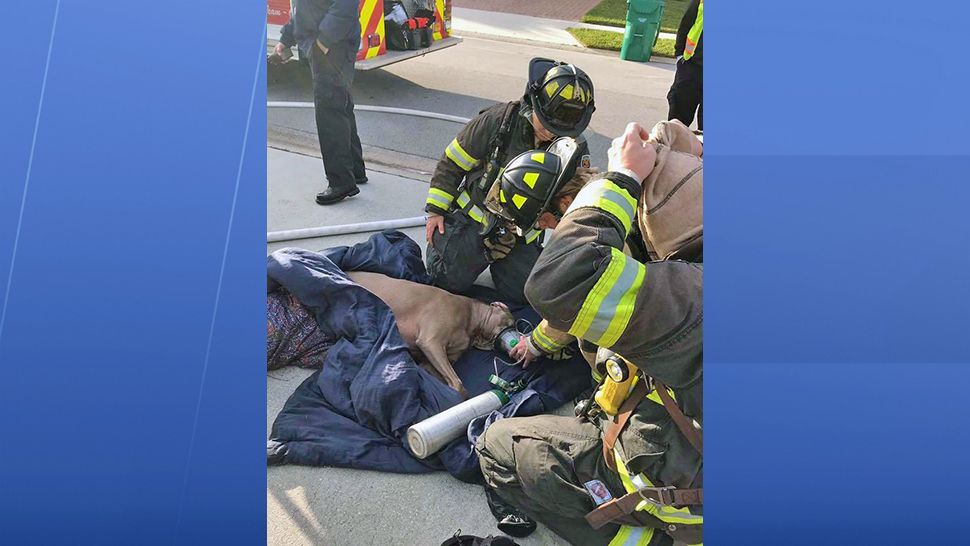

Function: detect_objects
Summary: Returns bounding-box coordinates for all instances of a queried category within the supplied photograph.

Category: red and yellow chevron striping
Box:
[356,0,386,61]
[432,0,449,40]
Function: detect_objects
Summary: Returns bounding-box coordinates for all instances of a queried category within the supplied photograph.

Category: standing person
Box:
[272,0,367,205]
[477,123,703,546]
[667,0,703,131]
[423,58,595,303]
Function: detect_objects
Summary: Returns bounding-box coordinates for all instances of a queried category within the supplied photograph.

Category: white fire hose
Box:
[267,216,427,243]
[267,101,471,124]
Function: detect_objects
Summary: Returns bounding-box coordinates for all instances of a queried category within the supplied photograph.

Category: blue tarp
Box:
[267,231,591,483]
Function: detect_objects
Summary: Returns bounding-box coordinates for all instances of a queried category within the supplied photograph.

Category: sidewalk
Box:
[453,0,602,22]
[452,7,676,49]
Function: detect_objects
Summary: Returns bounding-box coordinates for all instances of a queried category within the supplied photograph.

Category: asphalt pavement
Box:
[268,35,680,174]
[267,33,680,545]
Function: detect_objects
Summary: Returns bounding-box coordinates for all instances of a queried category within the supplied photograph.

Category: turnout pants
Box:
[666,59,703,131]
[309,44,366,192]
[476,415,673,546]
[426,213,542,305]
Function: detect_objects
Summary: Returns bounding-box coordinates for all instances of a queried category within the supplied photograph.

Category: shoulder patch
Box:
[581,154,591,169]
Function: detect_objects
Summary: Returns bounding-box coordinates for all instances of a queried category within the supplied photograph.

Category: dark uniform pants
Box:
[666,59,703,131]
[477,415,674,546]
[426,213,542,305]
[308,44,366,192]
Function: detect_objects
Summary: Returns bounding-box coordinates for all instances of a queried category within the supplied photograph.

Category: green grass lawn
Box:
[567,27,675,58]
[582,0,690,35]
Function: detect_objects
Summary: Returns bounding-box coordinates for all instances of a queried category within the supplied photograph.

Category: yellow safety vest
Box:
[684,0,704,61]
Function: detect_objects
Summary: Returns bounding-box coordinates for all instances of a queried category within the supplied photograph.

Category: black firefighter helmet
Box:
[525,58,595,138]
[491,137,582,233]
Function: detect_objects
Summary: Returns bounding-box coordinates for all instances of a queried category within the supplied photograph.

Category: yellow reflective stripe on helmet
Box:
[531,323,567,353]
[524,228,542,244]
[569,248,645,348]
[445,138,479,171]
[426,188,454,210]
[684,0,704,60]
[567,179,639,236]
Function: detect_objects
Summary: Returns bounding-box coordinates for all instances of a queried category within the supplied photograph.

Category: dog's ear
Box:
[490,301,510,312]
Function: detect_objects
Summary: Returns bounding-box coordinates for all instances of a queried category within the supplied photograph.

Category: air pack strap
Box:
[585,486,704,530]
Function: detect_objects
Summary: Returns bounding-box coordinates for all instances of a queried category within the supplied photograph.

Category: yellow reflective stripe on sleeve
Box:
[531,323,567,353]
[569,248,645,348]
[684,0,704,60]
[524,228,542,244]
[426,188,454,210]
[566,179,639,236]
[445,138,480,171]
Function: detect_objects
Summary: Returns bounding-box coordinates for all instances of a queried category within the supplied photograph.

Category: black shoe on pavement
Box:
[485,488,537,538]
[315,186,360,205]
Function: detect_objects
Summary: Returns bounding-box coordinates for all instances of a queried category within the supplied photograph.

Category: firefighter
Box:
[424,58,596,304]
[477,122,703,546]
[272,0,368,205]
[667,0,704,131]
[509,118,703,365]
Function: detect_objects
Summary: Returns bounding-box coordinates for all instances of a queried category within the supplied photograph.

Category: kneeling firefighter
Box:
[424,58,595,304]
[476,123,703,546]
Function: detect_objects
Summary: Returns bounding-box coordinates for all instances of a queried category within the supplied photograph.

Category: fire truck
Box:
[267,0,461,70]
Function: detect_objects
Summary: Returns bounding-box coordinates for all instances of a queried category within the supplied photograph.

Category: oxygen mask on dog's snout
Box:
[493,318,534,357]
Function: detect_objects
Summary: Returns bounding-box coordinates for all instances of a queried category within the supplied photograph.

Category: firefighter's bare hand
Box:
[425,214,445,244]
[608,122,657,182]
[316,39,329,54]
[272,42,293,62]
[509,335,537,367]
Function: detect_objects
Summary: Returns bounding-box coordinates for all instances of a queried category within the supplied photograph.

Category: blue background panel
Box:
[0,1,267,544]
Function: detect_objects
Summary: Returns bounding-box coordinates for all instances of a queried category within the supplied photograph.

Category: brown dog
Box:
[347,271,514,396]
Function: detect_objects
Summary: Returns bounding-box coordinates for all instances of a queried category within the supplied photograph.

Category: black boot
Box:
[485,488,537,538]
[315,185,359,205]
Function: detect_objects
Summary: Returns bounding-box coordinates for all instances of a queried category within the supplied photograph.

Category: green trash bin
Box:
[620,0,665,62]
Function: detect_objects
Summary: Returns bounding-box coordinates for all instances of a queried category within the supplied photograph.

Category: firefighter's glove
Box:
[484,230,517,263]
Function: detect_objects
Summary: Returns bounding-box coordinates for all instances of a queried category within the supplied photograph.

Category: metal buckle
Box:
[639,486,677,506]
